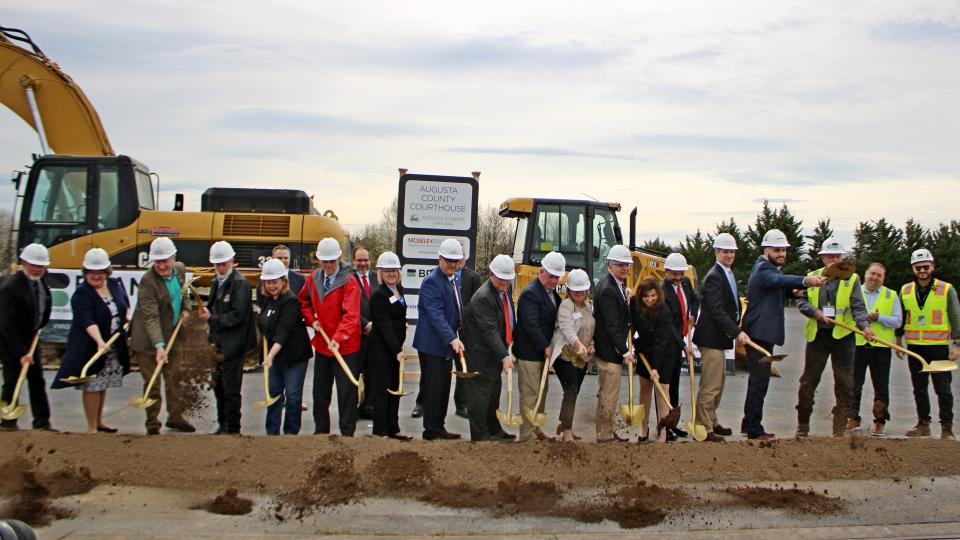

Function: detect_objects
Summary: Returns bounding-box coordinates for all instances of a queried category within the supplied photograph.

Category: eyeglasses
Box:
[913,265,932,271]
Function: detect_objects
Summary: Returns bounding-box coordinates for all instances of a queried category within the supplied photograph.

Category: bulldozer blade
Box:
[922,360,958,373]
[759,354,788,364]
[128,396,157,409]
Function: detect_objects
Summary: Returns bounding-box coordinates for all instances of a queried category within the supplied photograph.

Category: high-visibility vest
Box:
[804,268,857,342]
[901,279,953,345]
[855,286,897,347]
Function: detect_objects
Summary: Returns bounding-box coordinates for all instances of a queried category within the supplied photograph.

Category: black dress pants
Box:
[213,354,244,432]
[1,348,50,428]
[464,358,505,440]
[852,345,891,423]
[743,338,774,438]
[313,352,360,436]
[368,349,401,436]
[419,352,453,439]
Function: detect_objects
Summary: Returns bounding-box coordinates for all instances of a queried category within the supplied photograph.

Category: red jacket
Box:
[299,264,361,356]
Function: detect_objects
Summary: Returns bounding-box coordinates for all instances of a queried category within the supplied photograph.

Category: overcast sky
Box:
[2,1,958,246]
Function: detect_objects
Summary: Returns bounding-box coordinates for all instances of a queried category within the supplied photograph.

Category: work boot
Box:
[795,423,810,438]
[905,419,931,437]
[832,412,848,437]
[845,418,861,431]
[871,422,885,437]
[942,423,955,441]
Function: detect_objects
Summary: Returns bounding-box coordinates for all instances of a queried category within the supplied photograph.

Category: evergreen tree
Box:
[640,237,675,255]
[716,217,752,289]
[805,218,834,272]
[928,221,960,288]
[678,229,714,283]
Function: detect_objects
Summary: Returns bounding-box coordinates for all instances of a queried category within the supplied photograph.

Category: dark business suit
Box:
[593,271,631,440]
[0,271,52,428]
[452,266,485,411]
[207,268,256,433]
[662,277,700,408]
[462,280,514,440]
[355,269,380,416]
[367,283,406,437]
[513,278,561,440]
[741,256,807,438]
[693,263,742,431]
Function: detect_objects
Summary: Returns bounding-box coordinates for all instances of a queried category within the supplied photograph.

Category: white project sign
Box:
[402,234,471,260]
[404,294,419,320]
[401,264,437,290]
[402,180,473,230]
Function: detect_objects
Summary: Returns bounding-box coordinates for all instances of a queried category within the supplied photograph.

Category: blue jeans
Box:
[743,338,773,437]
[266,359,308,435]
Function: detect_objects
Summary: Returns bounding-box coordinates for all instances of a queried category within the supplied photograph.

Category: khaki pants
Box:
[517,358,548,441]
[696,347,726,430]
[595,358,622,440]
[136,350,187,430]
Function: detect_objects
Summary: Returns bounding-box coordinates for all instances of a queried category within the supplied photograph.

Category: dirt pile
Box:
[368,450,433,492]
[0,459,96,527]
[197,488,254,515]
[274,450,362,520]
[170,318,218,418]
[723,485,845,514]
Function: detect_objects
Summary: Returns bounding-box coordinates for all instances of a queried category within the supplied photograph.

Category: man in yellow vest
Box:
[796,238,874,437]
[850,262,902,436]
[897,248,959,440]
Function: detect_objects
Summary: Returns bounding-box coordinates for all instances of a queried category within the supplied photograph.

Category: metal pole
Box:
[23,84,50,155]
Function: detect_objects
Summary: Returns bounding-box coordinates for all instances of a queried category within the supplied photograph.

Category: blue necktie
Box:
[323,275,332,293]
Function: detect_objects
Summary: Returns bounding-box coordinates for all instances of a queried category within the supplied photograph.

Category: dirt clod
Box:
[723,486,845,514]
[198,487,254,515]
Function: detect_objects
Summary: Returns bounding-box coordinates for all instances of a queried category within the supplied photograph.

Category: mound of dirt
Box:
[723,485,845,514]
[367,450,433,492]
[275,450,361,520]
[197,487,253,515]
[0,458,98,527]
[2,470,73,527]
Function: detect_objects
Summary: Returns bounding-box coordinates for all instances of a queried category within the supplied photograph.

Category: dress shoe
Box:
[534,431,552,442]
[455,406,469,419]
[97,426,118,433]
[713,424,733,436]
[438,430,461,440]
[740,421,748,435]
[33,423,58,432]
[705,432,725,442]
[489,432,516,441]
[845,418,861,431]
[0,419,18,431]
[598,433,628,443]
[411,404,423,418]
[748,432,776,441]
[388,433,413,441]
[165,420,196,433]
[665,429,678,442]
[795,423,810,438]
[146,427,160,436]
[671,426,688,438]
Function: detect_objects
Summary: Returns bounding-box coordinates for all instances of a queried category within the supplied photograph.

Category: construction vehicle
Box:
[499,197,697,295]
[1,25,347,342]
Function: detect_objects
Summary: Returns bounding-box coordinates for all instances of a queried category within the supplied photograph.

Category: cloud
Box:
[750,197,804,204]
[217,109,424,137]
[654,47,726,64]
[446,146,641,161]
[626,134,786,153]
[873,19,960,43]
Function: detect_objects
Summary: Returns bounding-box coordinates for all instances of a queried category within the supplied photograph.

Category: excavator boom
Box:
[0,25,113,156]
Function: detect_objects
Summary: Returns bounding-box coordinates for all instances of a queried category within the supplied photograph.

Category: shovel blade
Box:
[522,407,547,427]
[507,415,523,426]
[0,405,27,420]
[629,405,646,427]
[60,375,96,385]
[923,360,958,373]
[452,371,480,378]
[687,421,709,441]
[254,396,280,409]
[128,396,157,409]
[759,354,788,364]
[618,404,632,420]
[496,410,509,423]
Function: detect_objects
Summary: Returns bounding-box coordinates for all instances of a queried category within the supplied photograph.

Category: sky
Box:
[2,0,958,247]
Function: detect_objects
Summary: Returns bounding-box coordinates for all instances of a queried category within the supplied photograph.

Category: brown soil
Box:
[0,457,97,526]
[169,318,218,418]
[195,487,254,515]
[723,485,845,514]
[3,432,959,528]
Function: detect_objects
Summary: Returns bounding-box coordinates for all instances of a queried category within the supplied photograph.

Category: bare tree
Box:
[0,209,13,276]
[474,204,513,273]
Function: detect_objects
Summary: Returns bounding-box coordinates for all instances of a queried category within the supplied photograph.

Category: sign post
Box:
[395,170,480,321]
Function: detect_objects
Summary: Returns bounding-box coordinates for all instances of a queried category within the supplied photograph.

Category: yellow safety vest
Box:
[855,286,897,347]
[901,279,952,345]
[804,268,857,342]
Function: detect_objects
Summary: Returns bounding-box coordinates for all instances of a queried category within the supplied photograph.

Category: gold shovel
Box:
[825,317,957,373]
[823,259,857,280]
[453,350,480,378]
[254,338,280,409]
[59,323,131,385]
[0,331,41,420]
[685,350,708,441]
[743,336,788,363]
[315,325,365,404]
[637,353,681,430]
[129,317,184,409]
[618,336,645,427]
[523,357,551,427]
[387,353,412,397]
[496,345,523,426]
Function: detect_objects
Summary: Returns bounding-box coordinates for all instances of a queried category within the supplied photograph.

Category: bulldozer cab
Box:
[500,198,623,293]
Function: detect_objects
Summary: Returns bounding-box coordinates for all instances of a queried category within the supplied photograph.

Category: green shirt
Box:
[163,272,182,326]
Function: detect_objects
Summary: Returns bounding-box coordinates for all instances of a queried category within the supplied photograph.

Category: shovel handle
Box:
[80,322,130,378]
[8,331,43,406]
[188,284,205,310]
[388,354,406,396]
[743,336,773,357]
[530,357,551,416]
[824,316,930,366]
[637,352,672,405]
[139,317,184,402]
[686,350,698,425]
[315,325,363,388]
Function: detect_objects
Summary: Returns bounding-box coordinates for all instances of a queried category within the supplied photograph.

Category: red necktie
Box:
[361,274,371,298]
[677,284,688,336]
[503,293,513,345]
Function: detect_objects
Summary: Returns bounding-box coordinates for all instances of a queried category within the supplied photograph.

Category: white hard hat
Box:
[911,248,934,266]
[713,233,738,250]
[664,252,688,272]
[566,269,591,292]
[82,248,111,270]
[817,237,847,256]
[260,258,288,281]
[488,254,516,280]
[149,237,177,261]
[606,244,633,264]
[209,241,236,264]
[761,229,790,248]
[20,243,50,266]
[438,238,464,260]
[540,251,566,278]
[316,238,343,261]
[376,251,401,269]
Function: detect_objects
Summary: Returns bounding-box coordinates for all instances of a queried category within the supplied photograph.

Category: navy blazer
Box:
[513,278,560,360]
[661,277,700,348]
[52,278,131,389]
[594,271,630,364]
[693,263,742,350]
[742,256,807,345]
[412,267,461,358]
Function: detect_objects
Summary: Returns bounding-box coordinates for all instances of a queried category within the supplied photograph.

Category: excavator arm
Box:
[0,25,113,156]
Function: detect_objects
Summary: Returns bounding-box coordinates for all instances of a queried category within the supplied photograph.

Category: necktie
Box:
[323,275,332,293]
[361,274,370,298]
[32,280,43,330]
[450,278,462,321]
[618,280,626,300]
[502,293,513,345]
[677,284,688,336]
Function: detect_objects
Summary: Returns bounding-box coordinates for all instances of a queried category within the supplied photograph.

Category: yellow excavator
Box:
[499,197,697,295]
[1,25,347,341]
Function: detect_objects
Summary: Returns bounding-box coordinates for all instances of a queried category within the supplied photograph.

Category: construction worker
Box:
[129,237,194,436]
[299,237,362,436]
[352,246,378,421]
[795,238,874,437]
[850,262,902,436]
[461,254,517,441]
[199,241,256,435]
[514,251,565,442]
[0,243,54,431]
[661,252,699,440]
[411,239,465,440]
[594,244,635,443]
[898,248,959,440]
[692,233,746,442]
[742,229,825,441]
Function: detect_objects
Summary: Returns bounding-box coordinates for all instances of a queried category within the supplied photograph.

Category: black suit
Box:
[461,281,513,440]
[207,268,257,433]
[367,283,406,436]
[594,272,630,364]
[662,277,700,407]
[454,267,485,411]
[354,270,380,414]
[0,271,52,427]
[513,278,561,360]
[693,263,741,350]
